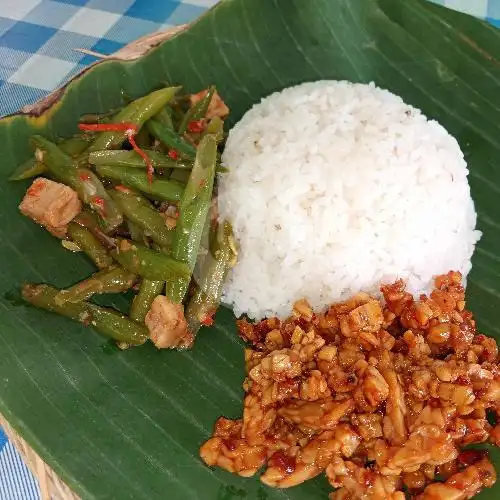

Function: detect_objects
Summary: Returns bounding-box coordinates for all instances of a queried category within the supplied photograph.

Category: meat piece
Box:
[261,425,360,488]
[19,177,81,237]
[418,457,496,499]
[144,295,188,349]
[278,398,355,431]
[387,425,458,472]
[190,89,229,119]
[347,300,384,333]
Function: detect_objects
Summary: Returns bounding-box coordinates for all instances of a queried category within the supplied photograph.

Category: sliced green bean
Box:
[111,238,190,281]
[186,221,236,336]
[22,284,148,345]
[155,107,174,129]
[178,86,214,135]
[31,135,123,230]
[55,266,136,305]
[67,222,114,269]
[205,116,225,143]
[73,208,116,245]
[127,220,145,243]
[109,189,174,248]
[166,135,217,303]
[148,119,197,158]
[169,169,191,184]
[96,165,184,202]
[89,149,192,170]
[59,135,93,157]
[130,279,164,323]
[9,158,46,181]
[89,86,180,151]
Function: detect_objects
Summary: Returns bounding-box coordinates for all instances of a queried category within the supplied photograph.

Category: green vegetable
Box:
[154,107,174,129]
[22,284,148,345]
[55,267,136,305]
[31,135,123,230]
[89,149,191,169]
[204,116,225,143]
[109,189,174,248]
[178,86,214,135]
[96,165,184,202]
[59,135,93,157]
[72,208,116,245]
[9,135,93,181]
[166,135,217,303]
[9,158,46,181]
[111,238,190,281]
[148,119,197,158]
[89,86,180,151]
[127,220,145,243]
[185,221,236,336]
[130,279,165,323]
[67,222,114,269]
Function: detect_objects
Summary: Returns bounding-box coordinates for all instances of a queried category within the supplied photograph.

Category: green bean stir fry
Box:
[14,85,236,350]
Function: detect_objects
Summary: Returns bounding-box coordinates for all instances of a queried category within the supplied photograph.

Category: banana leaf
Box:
[1,0,500,498]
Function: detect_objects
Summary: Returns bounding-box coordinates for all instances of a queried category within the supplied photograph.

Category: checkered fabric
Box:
[1,0,500,498]
[0,0,218,117]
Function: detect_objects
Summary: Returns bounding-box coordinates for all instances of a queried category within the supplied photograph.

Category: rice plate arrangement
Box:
[0,0,500,499]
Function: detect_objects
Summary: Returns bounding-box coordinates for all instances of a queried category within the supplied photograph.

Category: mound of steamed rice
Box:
[218,81,481,320]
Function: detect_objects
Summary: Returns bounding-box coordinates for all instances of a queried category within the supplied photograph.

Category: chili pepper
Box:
[109,188,174,248]
[96,165,184,202]
[187,120,205,133]
[67,222,114,269]
[55,266,136,305]
[168,149,179,160]
[22,284,148,345]
[165,135,217,303]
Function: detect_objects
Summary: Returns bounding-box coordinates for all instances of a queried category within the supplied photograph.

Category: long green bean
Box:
[109,189,174,248]
[186,221,236,335]
[59,135,93,157]
[73,208,116,246]
[55,266,136,305]
[130,279,164,323]
[22,284,148,345]
[89,86,180,151]
[96,165,184,202]
[148,119,197,158]
[111,238,190,281]
[9,158,46,181]
[166,135,217,303]
[89,149,192,169]
[67,222,114,269]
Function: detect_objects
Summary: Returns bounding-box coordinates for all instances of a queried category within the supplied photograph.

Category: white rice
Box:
[218,81,482,320]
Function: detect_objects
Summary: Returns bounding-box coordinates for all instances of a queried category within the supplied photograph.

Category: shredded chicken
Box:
[200,272,500,498]
[19,177,81,237]
[144,295,189,348]
[190,89,229,119]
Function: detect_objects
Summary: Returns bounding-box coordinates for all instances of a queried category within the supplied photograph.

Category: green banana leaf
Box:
[0,0,500,498]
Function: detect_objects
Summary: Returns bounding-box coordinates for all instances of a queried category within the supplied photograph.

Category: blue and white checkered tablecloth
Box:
[0,0,499,498]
